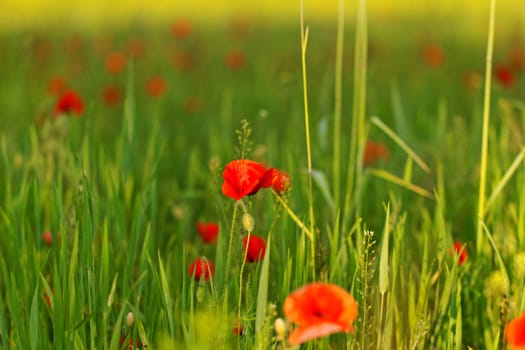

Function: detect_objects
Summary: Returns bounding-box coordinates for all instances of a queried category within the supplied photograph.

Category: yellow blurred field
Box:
[2,0,524,31]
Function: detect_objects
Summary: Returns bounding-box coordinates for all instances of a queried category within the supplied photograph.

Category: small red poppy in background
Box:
[261,168,291,194]
[46,76,68,97]
[188,257,215,281]
[125,38,147,59]
[145,76,168,98]
[102,85,122,106]
[225,50,246,71]
[63,34,84,56]
[495,65,516,88]
[363,141,390,167]
[183,96,203,114]
[453,242,468,266]
[105,52,126,74]
[233,320,243,336]
[42,231,53,245]
[242,235,266,263]
[44,288,54,308]
[422,44,445,67]
[54,90,84,116]
[171,19,192,39]
[222,160,267,200]
[196,221,219,244]
[171,50,196,71]
[119,336,143,350]
[506,311,525,350]
[284,283,358,345]
[509,47,525,72]
[461,70,482,91]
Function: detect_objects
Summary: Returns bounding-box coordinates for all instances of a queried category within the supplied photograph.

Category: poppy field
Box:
[0,0,525,349]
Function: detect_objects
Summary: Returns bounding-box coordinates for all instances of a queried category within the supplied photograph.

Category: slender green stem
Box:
[224,202,239,296]
[300,0,316,277]
[476,0,497,256]
[343,0,368,230]
[333,0,345,211]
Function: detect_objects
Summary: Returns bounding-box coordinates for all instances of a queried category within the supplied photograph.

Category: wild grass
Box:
[0,1,524,349]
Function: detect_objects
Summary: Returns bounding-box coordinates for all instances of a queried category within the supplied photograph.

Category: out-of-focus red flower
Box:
[242,235,266,263]
[102,85,122,106]
[188,257,215,281]
[54,90,84,116]
[230,17,250,40]
[509,47,525,72]
[196,221,219,244]
[171,19,192,39]
[506,311,525,350]
[363,141,390,167]
[145,76,168,98]
[93,34,113,56]
[46,76,68,97]
[183,96,203,114]
[453,242,468,266]
[226,50,246,71]
[171,50,196,71]
[422,44,445,67]
[119,336,143,350]
[42,231,53,245]
[44,288,54,308]
[461,70,482,91]
[233,321,243,335]
[63,34,84,56]
[495,65,516,88]
[31,36,52,62]
[284,283,358,345]
[125,38,147,59]
[221,160,267,200]
[105,52,127,74]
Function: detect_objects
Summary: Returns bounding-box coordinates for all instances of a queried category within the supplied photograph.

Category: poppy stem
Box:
[476,0,497,256]
[224,201,239,296]
[300,0,316,278]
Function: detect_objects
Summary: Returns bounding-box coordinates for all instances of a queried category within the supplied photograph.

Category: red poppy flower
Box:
[171,19,192,39]
[188,257,215,281]
[46,76,68,96]
[105,52,126,74]
[145,76,168,98]
[363,141,390,167]
[196,221,219,244]
[183,96,203,114]
[125,39,146,59]
[42,231,53,245]
[261,168,291,194]
[233,321,243,335]
[509,47,525,72]
[506,311,525,349]
[44,288,54,308]
[453,242,468,266]
[284,283,358,345]
[54,90,84,116]
[63,34,84,56]
[119,336,143,349]
[242,235,266,262]
[221,160,267,200]
[102,85,122,106]
[422,44,445,67]
[171,50,196,71]
[495,65,515,88]
[226,50,246,71]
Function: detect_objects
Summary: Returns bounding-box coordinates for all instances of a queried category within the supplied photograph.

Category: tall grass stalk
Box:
[343,0,368,230]
[300,0,316,276]
[333,0,345,211]
[476,0,497,256]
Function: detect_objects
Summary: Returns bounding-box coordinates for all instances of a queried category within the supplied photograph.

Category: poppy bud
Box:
[126,312,135,328]
[242,213,255,233]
